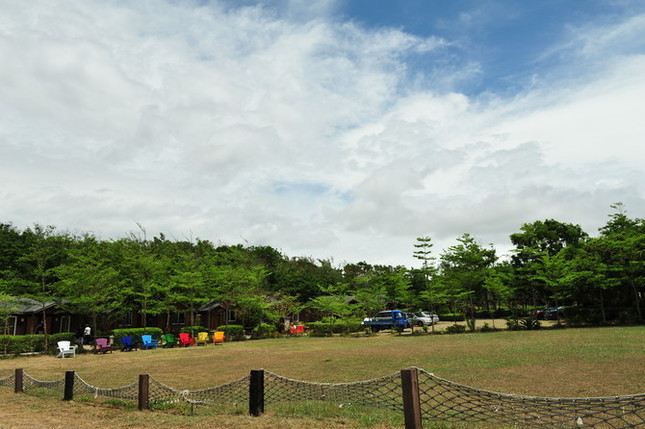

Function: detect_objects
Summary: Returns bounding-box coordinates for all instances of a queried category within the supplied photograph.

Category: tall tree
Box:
[413,236,438,332]
[55,237,125,340]
[510,219,588,307]
[18,224,71,348]
[439,233,497,331]
[592,203,645,322]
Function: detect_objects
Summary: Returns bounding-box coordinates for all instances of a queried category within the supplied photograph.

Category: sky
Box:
[1,0,644,267]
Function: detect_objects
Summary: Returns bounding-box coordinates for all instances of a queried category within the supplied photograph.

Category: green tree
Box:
[591,203,645,322]
[18,224,71,349]
[439,233,497,331]
[413,236,438,332]
[510,219,588,307]
[55,237,125,342]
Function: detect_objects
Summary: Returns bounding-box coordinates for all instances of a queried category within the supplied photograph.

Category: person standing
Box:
[75,326,84,348]
[83,324,92,345]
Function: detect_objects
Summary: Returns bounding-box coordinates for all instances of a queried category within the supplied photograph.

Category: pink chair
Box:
[94,338,113,354]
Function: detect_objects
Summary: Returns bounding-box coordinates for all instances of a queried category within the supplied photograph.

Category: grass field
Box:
[0,325,643,428]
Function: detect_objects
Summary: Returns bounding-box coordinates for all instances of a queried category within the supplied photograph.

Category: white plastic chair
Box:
[56,341,75,358]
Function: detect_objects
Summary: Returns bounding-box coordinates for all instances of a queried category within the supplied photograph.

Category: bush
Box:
[444,324,467,334]
[112,328,163,345]
[520,318,541,330]
[438,313,464,322]
[0,333,76,355]
[215,325,245,341]
[479,322,499,333]
[506,318,521,331]
[562,307,603,327]
[307,319,363,336]
[616,309,639,325]
[252,323,278,338]
[179,326,208,335]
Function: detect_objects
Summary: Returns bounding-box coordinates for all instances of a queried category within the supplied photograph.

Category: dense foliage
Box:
[0,204,643,332]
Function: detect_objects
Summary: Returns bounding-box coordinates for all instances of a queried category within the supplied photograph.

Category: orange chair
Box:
[178,333,195,347]
[212,331,225,345]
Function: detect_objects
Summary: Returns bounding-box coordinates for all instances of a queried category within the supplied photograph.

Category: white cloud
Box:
[0,0,643,267]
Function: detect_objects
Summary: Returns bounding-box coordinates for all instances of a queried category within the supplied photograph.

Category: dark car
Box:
[534,306,565,320]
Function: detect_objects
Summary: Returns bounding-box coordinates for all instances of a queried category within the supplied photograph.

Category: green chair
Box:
[162,333,177,348]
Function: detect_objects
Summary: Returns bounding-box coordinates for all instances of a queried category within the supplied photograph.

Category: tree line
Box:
[0,203,643,333]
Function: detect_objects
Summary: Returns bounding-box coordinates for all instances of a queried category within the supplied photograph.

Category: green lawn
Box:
[0,325,643,428]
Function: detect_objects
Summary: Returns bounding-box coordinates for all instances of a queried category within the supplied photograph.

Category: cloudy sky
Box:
[1,0,644,267]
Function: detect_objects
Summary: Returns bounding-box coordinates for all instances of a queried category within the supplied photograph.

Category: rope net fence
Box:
[23,373,65,392]
[0,372,14,387]
[1,369,643,428]
[264,370,402,412]
[416,368,645,428]
[148,375,249,408]
[73,374,138,400]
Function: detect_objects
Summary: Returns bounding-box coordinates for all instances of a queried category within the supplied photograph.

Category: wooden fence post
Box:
[138,374,149,411]
[63,370,75,401]
[249,369,265,417]
[401,368,422,429]
[14,368,23,394]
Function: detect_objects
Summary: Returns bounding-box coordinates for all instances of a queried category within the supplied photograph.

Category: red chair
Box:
[289,325,305,334]
[178,333,195,347]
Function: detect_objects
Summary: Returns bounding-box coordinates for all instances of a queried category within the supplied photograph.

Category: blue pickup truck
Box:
[362,310,412,332]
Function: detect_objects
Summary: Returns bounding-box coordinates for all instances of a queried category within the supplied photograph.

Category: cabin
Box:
[0,298,82,335]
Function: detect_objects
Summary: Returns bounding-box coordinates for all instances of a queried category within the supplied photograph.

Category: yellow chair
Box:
[212,331,225,345]
[196,331,209,346]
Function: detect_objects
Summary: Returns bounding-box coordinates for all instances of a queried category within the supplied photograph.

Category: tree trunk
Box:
[599,291,606,324]
[631,282,643,322]
[92,312,98,352]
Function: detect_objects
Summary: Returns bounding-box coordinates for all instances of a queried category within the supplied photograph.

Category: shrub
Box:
[179,326,208,335]
[307,319,363,336]
[520,318,541,330]
[506,318,521,331]
[252,323,277,338]
[0,333,75,355]
[616,309,639,325]
[563,307,602,327]
[438,313,464,322]
[444,324,466,334]
[479,322,499,333]
[215,325,245,341]
[112,328,163,345]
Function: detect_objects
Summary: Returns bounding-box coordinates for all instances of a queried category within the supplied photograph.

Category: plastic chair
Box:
[141,335,158,350]
[120,336,138,351]
[56,341,75,358]
[289,325,305,334]
[162,333,177,348]
[212,331,225,345]
[178,332,195,347]
[94,338,113,354]
[196,332,209,346]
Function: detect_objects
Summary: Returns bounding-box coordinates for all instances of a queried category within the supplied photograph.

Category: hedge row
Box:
[215,325,245,341]
[0,333,75,355]
[307,320,363,335]
[111,328,164,346]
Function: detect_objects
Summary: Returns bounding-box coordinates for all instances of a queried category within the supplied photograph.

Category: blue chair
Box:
[120,336,138,352]
[141,334,158,350]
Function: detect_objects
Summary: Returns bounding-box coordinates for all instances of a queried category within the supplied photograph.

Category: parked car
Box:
[362,310,412,332]
[534,306,565,320]
[411,311,439,327]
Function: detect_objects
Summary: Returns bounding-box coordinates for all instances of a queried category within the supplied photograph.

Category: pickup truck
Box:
[362,310,412,332]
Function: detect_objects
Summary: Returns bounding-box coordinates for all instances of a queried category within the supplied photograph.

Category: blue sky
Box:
[341,1,645,95]
[1,0,644,266]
